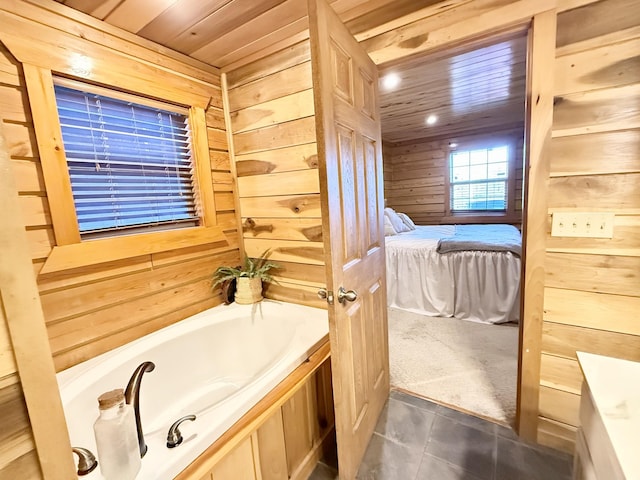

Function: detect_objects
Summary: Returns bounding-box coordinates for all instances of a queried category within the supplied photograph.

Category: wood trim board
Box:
[222,72,248,260]
[41,226,227,274]
[0,120,76,478]
[517,9,557,441]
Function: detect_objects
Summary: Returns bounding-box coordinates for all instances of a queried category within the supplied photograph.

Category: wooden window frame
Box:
[443,134,522,224]
[23,64,223,274]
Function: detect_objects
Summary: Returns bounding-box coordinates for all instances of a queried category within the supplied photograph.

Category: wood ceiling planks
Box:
[379,35,527,143]
[54,0,439,68]
[53,0,527,142]
[136,0,232,43]
[159,0,287,54]
[102,0,179,33]
[52,0,594,73]
[190,0,309,66]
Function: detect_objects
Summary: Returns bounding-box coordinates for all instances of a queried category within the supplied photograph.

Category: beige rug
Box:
[388,307,519,425]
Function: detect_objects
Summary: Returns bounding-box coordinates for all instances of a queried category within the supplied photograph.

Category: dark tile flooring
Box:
[310,390,573,480]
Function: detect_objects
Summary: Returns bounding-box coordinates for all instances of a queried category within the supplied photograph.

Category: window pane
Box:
[469,164,487,181]
[486,181,506,210]
[449,144,508,212]
[451,151,469,167]
[469,183,487,210]
[469,149,487,165]
[54,84,198,236]
[451,165,469,182]
[487,161,507,179]
[452,184,470,210]
[488,146,508,163]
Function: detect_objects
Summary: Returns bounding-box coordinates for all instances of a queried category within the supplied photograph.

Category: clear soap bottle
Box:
[93,388,141,480]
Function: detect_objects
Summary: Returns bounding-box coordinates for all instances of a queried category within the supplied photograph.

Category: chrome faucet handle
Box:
[72,447,98,476]
[166,415,196,448]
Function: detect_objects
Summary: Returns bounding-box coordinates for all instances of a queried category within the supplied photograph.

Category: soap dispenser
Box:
[93,388,141,480]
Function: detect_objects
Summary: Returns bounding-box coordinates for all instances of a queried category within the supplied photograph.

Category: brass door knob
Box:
[337,287,357,304]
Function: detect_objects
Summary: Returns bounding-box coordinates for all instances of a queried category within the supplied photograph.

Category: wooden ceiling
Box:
[379,34,528,144]
[54,0,449,70]
[53,0,527,144]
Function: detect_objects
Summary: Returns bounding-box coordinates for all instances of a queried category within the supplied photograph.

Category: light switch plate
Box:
[551,212,615,238]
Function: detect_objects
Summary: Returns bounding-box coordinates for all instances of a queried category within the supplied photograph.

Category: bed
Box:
[385,223,521,324]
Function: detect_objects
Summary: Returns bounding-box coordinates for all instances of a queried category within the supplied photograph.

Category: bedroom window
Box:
[53,80,199,239]
[449,145,509,212]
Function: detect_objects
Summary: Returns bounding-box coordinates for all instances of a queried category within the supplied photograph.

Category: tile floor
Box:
[310,390,573,480]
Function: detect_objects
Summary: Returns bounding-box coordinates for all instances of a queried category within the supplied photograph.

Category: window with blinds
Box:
[53,82,198,238]
[449,145,509,212]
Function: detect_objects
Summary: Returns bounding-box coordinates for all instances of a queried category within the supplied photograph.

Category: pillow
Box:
[384,207,410,233]
[398,212,416,230]
[384,216,397,236]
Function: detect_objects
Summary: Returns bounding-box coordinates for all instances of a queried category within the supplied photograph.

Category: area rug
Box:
[387,307,518,424]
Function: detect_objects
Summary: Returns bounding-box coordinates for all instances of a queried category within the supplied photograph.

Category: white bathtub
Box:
[57,300,329,479]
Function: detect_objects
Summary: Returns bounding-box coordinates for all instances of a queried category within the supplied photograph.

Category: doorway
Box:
[309,5,557,469]
[378,31,529,427]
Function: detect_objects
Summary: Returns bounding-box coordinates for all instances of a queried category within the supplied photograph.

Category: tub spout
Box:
[124,361,155,458]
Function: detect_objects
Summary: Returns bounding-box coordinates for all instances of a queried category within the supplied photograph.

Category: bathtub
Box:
[56,300,329,479]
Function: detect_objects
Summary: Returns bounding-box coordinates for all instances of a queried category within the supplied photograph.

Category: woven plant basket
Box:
[235,277,263,304]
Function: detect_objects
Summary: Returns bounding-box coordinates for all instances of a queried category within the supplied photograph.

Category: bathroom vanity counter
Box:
[574,352,640,480]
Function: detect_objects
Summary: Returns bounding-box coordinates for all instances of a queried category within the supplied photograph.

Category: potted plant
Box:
[212,250,279,304]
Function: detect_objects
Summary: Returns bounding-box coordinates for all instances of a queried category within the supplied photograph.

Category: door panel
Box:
[336,124,359,264]
[346,302,367,428]
[368,280,386,388]
[308,0,390,477]
[331,41,354,104]
[363,137,379,250]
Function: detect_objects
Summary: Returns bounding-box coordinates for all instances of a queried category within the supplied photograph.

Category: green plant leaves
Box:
[211,249,280,289]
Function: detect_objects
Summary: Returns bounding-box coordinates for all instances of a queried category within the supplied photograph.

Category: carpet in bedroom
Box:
[387,307,518,425]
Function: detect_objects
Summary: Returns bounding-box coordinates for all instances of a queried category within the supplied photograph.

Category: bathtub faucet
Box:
[166,414,196,448]
[124,361,155,458]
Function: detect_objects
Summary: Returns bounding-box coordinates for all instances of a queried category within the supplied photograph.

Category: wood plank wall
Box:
[536,0,640,453]
[225,40,327,309]
[0,34,239,371]
[383,128,525,225]
[0,3,240,475]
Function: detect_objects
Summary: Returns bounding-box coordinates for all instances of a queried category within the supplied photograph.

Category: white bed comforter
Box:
[385,225,521,324]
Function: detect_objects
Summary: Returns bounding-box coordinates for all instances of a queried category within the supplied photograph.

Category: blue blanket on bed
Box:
[436,224,522,257]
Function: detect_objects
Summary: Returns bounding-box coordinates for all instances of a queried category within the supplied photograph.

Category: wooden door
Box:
[308,0,390,477]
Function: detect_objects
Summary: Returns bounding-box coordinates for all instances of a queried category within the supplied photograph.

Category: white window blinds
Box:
[450,145,509,211]
[54,83,198,237]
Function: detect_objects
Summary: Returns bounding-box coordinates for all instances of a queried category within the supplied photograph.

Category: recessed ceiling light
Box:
[381,73,401,90]
[70,53,93,77]
[449,142,458,148]
[426,114,438,125]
